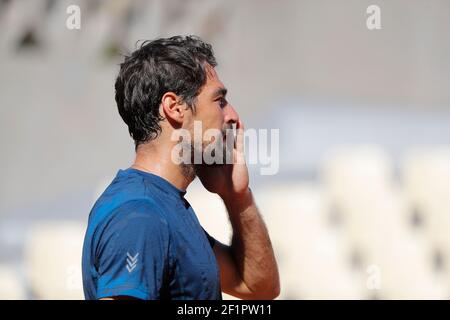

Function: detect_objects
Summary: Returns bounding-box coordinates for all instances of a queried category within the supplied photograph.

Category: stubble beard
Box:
[179,126,234,181]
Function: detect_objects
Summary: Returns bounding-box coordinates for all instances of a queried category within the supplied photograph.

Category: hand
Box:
[196,120,249,201]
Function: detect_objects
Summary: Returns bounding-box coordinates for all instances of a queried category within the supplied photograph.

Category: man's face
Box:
[185,65,239,165]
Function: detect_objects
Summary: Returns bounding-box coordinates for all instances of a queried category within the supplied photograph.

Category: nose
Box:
[224,103,239,125]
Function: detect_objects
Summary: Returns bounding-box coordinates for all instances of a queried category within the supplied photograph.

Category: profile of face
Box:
[184,65,240,166]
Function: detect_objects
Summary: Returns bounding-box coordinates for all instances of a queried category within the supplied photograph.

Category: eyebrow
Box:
[212,87,227,98]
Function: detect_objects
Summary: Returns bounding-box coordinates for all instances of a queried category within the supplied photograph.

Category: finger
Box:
[235,120,245,164]
[236,119,245,131]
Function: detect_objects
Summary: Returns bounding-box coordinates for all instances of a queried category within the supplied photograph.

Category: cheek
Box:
[215,107,226,125]
[200,107,224,130]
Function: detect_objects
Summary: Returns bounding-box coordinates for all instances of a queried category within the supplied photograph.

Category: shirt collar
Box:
[120,167,187,198]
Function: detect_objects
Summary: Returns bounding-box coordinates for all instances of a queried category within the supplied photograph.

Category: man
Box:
[82,35,280,300]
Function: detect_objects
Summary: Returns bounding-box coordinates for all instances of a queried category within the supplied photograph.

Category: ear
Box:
[161,92,188,128]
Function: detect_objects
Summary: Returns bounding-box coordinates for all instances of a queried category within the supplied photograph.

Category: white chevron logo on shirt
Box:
[126,252,139,273]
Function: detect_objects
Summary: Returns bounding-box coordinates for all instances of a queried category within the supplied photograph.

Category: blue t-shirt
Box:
[82,168,222,300]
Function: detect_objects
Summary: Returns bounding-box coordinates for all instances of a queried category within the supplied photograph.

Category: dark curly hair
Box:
[114,35,217,148]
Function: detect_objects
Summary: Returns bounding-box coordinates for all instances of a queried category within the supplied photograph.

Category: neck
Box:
[131,141,195,191]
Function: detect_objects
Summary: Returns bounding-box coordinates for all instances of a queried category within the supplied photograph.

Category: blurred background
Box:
[1,0,450,299]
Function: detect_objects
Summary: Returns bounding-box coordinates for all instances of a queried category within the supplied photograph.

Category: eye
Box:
[217,97,227,109]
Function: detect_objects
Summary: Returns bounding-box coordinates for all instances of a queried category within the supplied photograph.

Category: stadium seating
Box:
[24,221,85,299]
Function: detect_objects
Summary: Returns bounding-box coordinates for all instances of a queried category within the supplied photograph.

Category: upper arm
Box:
[95,201,170,300]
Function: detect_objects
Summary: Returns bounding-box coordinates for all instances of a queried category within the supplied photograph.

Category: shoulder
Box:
[108,199,169,234]
[95,199,170,253]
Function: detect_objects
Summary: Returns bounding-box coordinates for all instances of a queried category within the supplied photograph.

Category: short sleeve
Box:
[95,200,170,300]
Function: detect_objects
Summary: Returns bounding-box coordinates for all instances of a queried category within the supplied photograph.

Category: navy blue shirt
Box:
[82,168,222,300]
